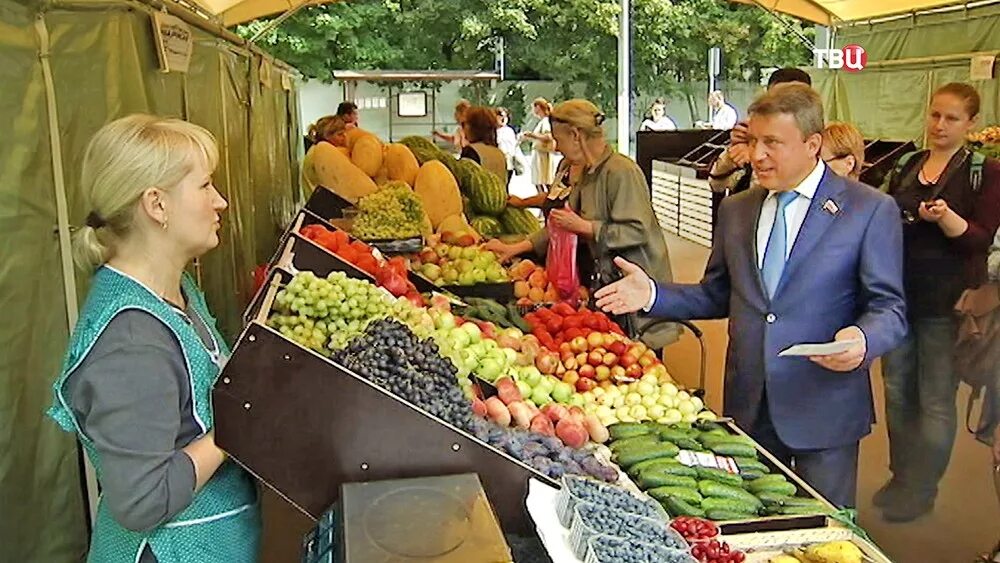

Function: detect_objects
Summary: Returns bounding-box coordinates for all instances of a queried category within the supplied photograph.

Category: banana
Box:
[801,541,864,563]
[769,555,802,563]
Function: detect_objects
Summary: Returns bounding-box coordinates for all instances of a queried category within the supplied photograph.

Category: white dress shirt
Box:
[755,159,826,267]
[641,159,826,312]
[711,104,738,130]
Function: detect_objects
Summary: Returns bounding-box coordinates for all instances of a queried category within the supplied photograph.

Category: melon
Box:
[345,127,377,151]
[308,142,378,203]
[414,160,462,229]
[384,143,420,186]
[351,134,384,177]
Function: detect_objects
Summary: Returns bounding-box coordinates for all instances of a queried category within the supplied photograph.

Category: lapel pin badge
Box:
[823,199,840,215]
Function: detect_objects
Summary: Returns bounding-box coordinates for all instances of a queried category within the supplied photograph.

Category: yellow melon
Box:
[351,134,384,177]
[345,127,376,151]
[310,142,378,203]
[384,143,420,186]
[414,160,462,229]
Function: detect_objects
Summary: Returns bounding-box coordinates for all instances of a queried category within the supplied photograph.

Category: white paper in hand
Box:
[779,339,862,357]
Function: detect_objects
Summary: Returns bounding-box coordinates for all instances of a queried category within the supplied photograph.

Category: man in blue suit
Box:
[595,84,907,507]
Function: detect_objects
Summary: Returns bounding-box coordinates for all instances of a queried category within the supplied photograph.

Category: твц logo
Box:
[813,44,867,72]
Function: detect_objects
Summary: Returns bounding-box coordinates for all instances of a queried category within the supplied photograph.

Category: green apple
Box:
[637,381,656,396]
[625,392,643,406]
[516,380,532,398]
[662,408,683,425]
[472,269,487,283]
[420,263,442,281]
[442,267,459,283]
[612,395,626,409]
[458,271,477,286]
[677,390,691,402]
[682,412,698,423]
[660,383,679,397]
[477,358,504,382]
[450,328,471,349]
[448,246,463,260]
[433,311,456,331]
[629,405,648,420]
[596,405,614,419]
[460,322,482,343]
[502,348,518,364]
[641,395,658,408]
[691,397,705,413]
[649,404,667,419]
[462,246,479,260]
[537,376,556,394]
[456,259,474,273]
[615,406,632,420]
[473,253,493,269]
[696,410,718,421]
[521,366,543,387]
[531,387,553,406]
[552,382,574,403]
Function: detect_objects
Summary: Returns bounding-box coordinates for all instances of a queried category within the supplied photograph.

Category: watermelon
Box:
[500,207,542,235]
[470,215,503,238]
[467,168,507,216]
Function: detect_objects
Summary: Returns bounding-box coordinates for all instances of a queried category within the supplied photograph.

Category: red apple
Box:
[642,349,658,361]
[560,349,575,364]
[563,357,578,371]
[588,350,604,367]
[579,364,596,380]
[586,332,604,350]
[638,355,655,368]
[608,341,627,356]
[575,352,589,368]
[576,378,597,392]
[594,348,607,356]
[602,352,618,367]
[599,379,613,389]
[535,352,560,375]
[625,364,642,379]
[611,365,627,381]
[562,370,580,386]
[602,333,617,348]
[595,365,612,381]
[619,352,639,368]
[559,342,572,355]
[418,248,439,265]
[632,342,649,358]
[570,336,589,353]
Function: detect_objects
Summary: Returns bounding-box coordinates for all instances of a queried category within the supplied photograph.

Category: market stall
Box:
[214,130,895,562]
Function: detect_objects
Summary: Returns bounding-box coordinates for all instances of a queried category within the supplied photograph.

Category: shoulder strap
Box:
[883,150,922,194]
[971,151,985,193]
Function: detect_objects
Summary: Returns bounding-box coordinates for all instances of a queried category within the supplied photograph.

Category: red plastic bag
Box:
[546,211,580,306]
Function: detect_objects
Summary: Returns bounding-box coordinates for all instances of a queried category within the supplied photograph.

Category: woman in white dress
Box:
[521,97,557,193]
[495,107,519,184]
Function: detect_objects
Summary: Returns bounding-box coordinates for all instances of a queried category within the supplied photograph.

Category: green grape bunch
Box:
[267,271,394,355]
[352,182,427,241]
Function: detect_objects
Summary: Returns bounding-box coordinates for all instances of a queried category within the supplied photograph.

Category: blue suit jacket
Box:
[652,168,907,450]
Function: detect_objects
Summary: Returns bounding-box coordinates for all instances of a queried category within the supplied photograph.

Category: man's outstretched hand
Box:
[594,258,653,315]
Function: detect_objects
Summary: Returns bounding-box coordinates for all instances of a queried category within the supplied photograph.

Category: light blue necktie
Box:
[761,191,799,299]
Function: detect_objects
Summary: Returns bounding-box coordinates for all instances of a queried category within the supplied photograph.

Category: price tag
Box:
[677,450,740,474]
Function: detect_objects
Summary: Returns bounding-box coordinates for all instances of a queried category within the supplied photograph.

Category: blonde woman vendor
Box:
[48,115,259,562]
[487,99,677,350]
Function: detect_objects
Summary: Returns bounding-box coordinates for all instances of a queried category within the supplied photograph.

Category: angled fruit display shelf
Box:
[217,267,558,534]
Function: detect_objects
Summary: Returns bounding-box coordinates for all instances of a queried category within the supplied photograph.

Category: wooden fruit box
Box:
[217,267,557,535]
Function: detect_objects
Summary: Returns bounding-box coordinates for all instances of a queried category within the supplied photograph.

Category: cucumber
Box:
[755,491,794,507]
[637,471,698,490]
[709,442,757,458]
[779,497,829,509]
[674,437,705,451]
[646,486,703,506]
[702,496,761,515]
[694,421,727,434]
[699,481,763,509]
[661,496,706,518]
[626,457,681,477]
[504,303,532,333]
[748,478,797,496]
[658,427,699,442]
[695,466,744,487]
[699,433,755,447]
[609,423,653,440]
[748,474,790,486]
[609,434,660,453]
[706,509,757,521]
[732,457,770,474]
[615,442,680,468]
[740,468,765,481]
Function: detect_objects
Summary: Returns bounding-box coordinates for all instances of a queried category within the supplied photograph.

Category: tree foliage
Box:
[237,0,813,113]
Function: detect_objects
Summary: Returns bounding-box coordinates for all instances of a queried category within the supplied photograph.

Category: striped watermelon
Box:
[470,215,503,238]
[468,167,506,216]
[500,207,542,235]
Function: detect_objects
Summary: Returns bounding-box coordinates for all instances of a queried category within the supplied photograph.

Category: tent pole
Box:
[34,14,98,524]
[748,0,818,52]
[616,0,630,155]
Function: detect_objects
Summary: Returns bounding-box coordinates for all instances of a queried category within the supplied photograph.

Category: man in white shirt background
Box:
[593,83,907,508]
[708,90,738,130]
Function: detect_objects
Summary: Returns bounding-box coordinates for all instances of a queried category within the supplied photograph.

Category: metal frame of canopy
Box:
[330,70,501,144]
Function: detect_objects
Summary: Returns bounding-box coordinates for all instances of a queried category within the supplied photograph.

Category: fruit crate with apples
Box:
[410,242,516,302]
[217,267,560,537]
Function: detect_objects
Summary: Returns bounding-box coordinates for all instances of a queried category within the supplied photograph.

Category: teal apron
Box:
[48,266,260,563]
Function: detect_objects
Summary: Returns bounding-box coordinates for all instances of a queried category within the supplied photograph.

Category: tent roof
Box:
[731,0,991,25]
[184,0,335,26]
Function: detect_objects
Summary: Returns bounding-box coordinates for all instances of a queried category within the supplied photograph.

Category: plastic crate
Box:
[556,475,665,527]
[584,535,698,563]
[569,502,687,559]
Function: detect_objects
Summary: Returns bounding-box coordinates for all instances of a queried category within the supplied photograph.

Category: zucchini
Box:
[609,423,653,440]
[637,471,698,490]
[709,442,757,458]
[626,457,681,477]
[609,434,660,453]
[706,509,757,521]
[646,486,703,506]
[661,495,706,518]
[615,442,680,468]
[695,466,744,487]
[702,496,761,515]
[699,481,763,509]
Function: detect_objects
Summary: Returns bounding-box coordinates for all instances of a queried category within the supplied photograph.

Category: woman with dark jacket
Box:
[877,82,1000,523]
